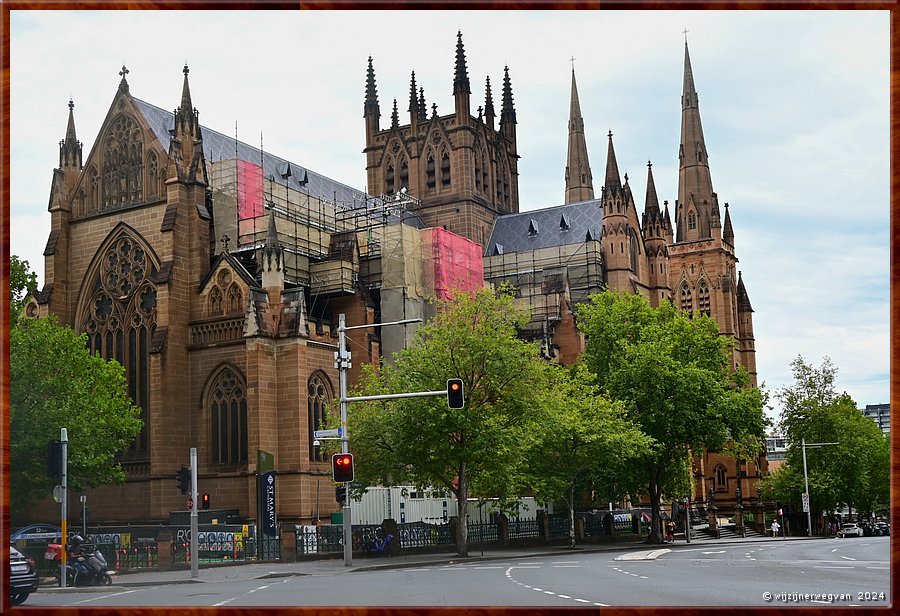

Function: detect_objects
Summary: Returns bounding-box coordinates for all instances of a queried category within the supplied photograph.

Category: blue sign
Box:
[261,471,277,537]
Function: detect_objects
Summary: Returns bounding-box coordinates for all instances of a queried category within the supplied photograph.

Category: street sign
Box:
[314,429,340,438]
[187,497,194,510]
[801,492,810,513]
[52,485,63,503]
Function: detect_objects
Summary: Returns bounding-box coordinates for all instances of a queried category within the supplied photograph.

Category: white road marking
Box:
[831,548,839,552]
[815,566,853,569]
[474,566,503,569]
[575,599,590,603]
[866,566,889,570]
[703,550,726,554]
[213,598,237,606]
[543,591,555,595]
[72,590,139,605]
[558,595,572,599]
[840,556,856,561]
[402,568,429,572]
[247,585,269,594]
[553,564,581,568]
[551,561,579,564]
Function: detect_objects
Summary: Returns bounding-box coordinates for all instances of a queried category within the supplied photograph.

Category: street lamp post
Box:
[801,438,838,537]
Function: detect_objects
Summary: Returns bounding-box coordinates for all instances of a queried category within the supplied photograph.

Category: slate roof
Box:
[484,199,603,257]
[133,98,381,211]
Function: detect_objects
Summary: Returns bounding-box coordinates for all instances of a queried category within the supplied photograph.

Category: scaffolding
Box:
[482,240,604,336]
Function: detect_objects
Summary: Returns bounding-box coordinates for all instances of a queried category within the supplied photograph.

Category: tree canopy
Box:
[9,257,143,510]
[341,287,548,556]
[765,356,888,524]
[577,291,768,542]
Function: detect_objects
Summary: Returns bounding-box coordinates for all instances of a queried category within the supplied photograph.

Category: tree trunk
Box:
[568,483,576,549]
[456,461,468,557]
[648,464,664,544]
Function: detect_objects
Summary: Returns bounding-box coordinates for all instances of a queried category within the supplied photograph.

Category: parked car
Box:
[840,523,863,538]
[9,545,39,605]
[876,522,890,536]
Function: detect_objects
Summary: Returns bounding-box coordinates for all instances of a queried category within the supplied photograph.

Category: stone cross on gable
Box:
[119,65,129,79]
[221,234,231,253]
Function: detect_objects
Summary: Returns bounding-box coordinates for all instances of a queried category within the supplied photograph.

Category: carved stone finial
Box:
[221,234,231,253]
[119,65,129,79]
[68,98,74,111]
[183,64,190,76]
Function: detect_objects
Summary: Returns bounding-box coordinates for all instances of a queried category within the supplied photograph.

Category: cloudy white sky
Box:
[8,10,890,422]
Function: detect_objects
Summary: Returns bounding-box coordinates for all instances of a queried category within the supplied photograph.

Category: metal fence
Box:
[466,522,498,545]
[172,539,251,564]
[113,544,158,571]
[295,524,386,556]
[548,515,570,538]
[507,518,541,540]
[397,521,454,549]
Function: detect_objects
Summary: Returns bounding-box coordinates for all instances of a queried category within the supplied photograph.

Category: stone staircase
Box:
[694,525,767,540]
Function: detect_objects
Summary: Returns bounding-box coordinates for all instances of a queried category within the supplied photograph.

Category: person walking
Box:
[771,519,780,537]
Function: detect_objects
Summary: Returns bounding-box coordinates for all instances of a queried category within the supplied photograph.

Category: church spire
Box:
[453,31,471,121]
[408,71,418,114]
[644,160,660,213]
[59,98,82,170]
[564,67,594,204]
[736,271,753,312]
[168,64,206,186]
[676,40,716,242]
[418,87,427,121]
[500,65,516,141]
[484,75,495,128]
[174,64,200,140]
[391,98,399,129]
[603,130,622,196]
[722,201,734,246]
[364,56,381,139]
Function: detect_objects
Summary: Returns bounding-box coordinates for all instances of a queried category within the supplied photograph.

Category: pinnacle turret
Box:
[500,65,516,123]
[564,68,593,204]
[364,56,380,118]
[418,87,427,121]
[59,98,83,170]
[174,64,200,140]
[737,271,753,312]
[484,75,495,125]
[391,98,399,129]
[723,202,734,246]
[603,131,622,196]
[644,161,660,213]
[453,31,470,94]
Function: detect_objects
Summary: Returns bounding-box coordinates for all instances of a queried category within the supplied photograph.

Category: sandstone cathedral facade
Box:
[23,33,761,529]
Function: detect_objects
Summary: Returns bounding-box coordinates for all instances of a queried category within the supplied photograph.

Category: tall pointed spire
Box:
[645,160,660,213]
[59,98,82,170]
[604,131,622,195]
[453,31,470,94]
[174,64,200,140]
[676,40,716,242]
[364,56,381,139]
[500,65,516,143]
[408,71,418,114]
[564,68,594,204]
[484,75,495,126]
[418,87,427,121]
[180,64,193,116]
[736,271,753,312]
[266,205,279,250]
[722,201,734,246]
[391,98,399,129]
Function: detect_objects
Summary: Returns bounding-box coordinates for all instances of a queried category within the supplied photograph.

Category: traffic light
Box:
[335,485,346,506]
[332,453,354,483]
[201,493,210,510]
[48,440,62,478]
[176,464,190,494]
[447,378,464,409]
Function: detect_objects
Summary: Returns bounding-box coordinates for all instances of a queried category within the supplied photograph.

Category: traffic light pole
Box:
[60,428,68,589]
[801,438,838,537]
[336,314,424,567]
[190,447,198,579]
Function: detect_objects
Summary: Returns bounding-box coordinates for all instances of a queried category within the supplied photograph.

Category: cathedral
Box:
[23,32,762,529]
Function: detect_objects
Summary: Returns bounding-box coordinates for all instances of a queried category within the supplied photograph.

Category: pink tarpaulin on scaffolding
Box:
[422,227,484,300]
[237,159,264,220]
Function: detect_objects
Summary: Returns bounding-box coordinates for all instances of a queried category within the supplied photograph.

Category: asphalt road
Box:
[20,536,890,608]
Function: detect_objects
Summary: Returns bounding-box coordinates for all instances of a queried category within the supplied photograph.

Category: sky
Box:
[8,9,891,423]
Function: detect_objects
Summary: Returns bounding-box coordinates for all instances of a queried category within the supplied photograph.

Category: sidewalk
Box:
[40,533,818,591]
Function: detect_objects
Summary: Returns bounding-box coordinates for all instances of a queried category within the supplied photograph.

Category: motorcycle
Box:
[44,544,114,586]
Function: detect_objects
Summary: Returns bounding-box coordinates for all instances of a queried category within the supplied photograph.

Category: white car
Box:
[840,523,863,537]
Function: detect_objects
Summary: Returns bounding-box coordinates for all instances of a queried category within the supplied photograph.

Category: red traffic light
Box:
[332,453,354,483]
[201,493,210,510]
[447,378,464,408]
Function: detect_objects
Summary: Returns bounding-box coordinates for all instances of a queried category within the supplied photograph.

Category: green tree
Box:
[10,254,38,320]
[578,291,768,543]
[771,356,887,527]
[9,257,143,510]
[524,364,650,547]
[342,288,547,556]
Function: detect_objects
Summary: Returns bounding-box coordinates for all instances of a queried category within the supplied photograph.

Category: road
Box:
[21,536,890,608]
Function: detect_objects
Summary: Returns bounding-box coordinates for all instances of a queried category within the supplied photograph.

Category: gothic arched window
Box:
[440,150,451,189]
[481,148,489,193]
[209,287,224,317]
[308,372,333,462]
[81,231,157,457]
[146,151,158,199]
[228,283,243,314]
[426,152,436,191]
[102,114,143,209]
[399,158,409,192]
[680,282,693,315]
[208,366,248,466]
[698,279,711,316]
[474,150,481,191]
[688,211,697,231]
[715,464,728,491]
[385,161,395,195]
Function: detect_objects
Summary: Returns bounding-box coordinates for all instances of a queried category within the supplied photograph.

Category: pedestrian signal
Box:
[201,493,210,510]
[447,378,464,409]
[48,440,63,478]
[176,464,190,494]
[332,453,354,483]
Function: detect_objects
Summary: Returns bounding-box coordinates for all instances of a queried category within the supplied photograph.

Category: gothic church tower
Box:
[364,32,519,246]
[564,68,594,204]
[669,41,756,384]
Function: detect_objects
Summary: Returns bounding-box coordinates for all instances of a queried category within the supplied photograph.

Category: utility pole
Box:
[801,438,838,537]
[60,428,68,589]
[190,447,198,578]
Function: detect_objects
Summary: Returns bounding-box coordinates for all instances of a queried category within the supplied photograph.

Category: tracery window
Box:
[480,149,489,193]
[147,152,159,199]
[385,161,395,195]
[209,287,224,316]
[474,150,481,191]
[688,211,697,231]
[228,284,243,314]
[426,153,436,191]
[399,158,409,192]
[308,372,333,462]
[440,151,451,189]
[715,464,728,491]
[82,232,157,456]
[680,282,693,315]
[102,115,143,209]
[698,279,711,316]
[208,366,248,466]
